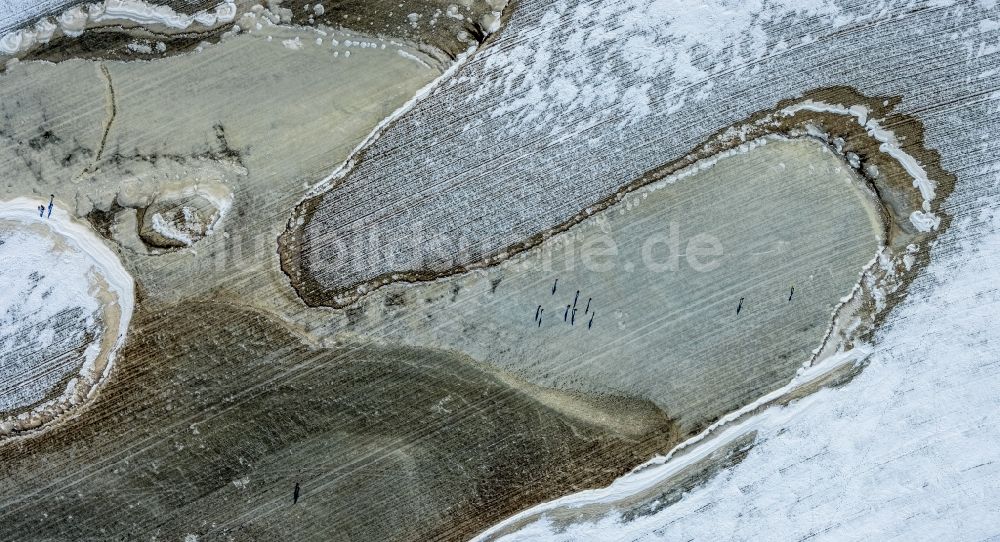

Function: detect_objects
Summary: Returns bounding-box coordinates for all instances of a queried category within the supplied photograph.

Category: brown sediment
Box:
[280,86,956,313]
[285,0,510,61]
[476,357,870,542]
[5,0,514,70]
[12,26,229,66]
[0,249,123,441]
[0,300,681,541]
[481,431,760,542]
[90,63,116,170]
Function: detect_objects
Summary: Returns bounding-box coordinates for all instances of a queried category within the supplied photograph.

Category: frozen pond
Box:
[362,137,884,432]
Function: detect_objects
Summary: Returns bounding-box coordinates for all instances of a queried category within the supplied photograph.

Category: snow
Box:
[0,0,75,36]
[397,48,431,69]
[503,206,1000,539]
[0,0,237,55]
[306,45,480,196]
[779,100,942,232]
[90,0,236,30]
[481,12,502,33]
[419,1,1000,539]
[126,40,152,54]
[465,0,857,137]
[56,6,87,36]
[473,349,871,541]
[446,4,465,21]
[479,99,1000,542]
[150,212,194,246]
[909,210,942,232]
[159,184,232,237]
[299,0,998,301]
[0,228,100,412]
[0,198,133,429]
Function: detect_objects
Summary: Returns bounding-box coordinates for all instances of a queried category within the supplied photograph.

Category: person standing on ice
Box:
[47,195,54,218]
[38,205,44,217]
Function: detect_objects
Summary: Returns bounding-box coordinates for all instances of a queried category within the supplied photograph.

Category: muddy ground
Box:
[0,3,683,541]
[0,302,677,541]
[0,0,964,541]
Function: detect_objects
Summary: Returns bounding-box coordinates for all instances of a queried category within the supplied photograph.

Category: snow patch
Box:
[780,100,941,232]
[0,197,134,437]
[485,177,1000,541]
[397,48,431,69]
[0,0,237,56]
[466,0,861,138]
[151,211,195,246]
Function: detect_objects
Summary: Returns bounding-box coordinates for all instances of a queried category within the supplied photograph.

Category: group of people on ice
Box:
[37,194,53,218]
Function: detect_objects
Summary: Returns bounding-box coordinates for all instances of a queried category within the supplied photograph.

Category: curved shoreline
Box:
[0,0,237,58]
[280,88,953,313]
[470,346,872,542]
[463,93,958,541]
[274,88,957,539]
[0,197,134,441]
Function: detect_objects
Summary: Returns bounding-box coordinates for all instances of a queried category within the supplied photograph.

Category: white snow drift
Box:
[0,197,133,437]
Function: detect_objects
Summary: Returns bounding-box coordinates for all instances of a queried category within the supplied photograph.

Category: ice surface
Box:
[300,0,992,300]
[478,83,1000,542]
[488,168,1000,542]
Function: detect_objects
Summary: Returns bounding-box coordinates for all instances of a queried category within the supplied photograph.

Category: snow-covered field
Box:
[296,0,997,305]
[0,0,995,539]
[251,0,1000,535]
[455,0,1000,539]
[484,162,1000,540]
[0,0,236,56]
[0,198,133,436]
[0,0,74,35]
